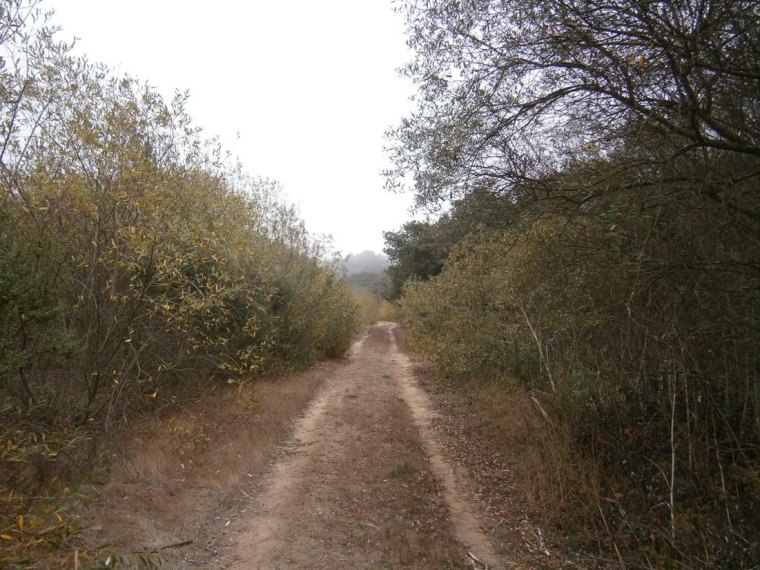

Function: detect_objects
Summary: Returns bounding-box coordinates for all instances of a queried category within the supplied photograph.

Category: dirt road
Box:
[228,322,501,569]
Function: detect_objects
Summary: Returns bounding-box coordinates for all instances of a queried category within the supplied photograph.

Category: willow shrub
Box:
[0,10,358,564]
[269,252,358,367]
[401,186,760,567]
[2,50,357,409]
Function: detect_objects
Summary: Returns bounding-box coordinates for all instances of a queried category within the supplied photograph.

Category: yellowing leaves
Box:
[1,26,358,565]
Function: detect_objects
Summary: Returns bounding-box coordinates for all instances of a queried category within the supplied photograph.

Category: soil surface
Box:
[77,323,540,569]
[229,322,499,569]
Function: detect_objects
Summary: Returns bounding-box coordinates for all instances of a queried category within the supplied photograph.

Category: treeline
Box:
[386,0,759,567]
[0,2,356,562]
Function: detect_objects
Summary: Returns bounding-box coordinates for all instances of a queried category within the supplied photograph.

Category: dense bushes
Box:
[398,166,760,566]
[388,0,759,565]
[0,3,357,563]
[0,62,356,412]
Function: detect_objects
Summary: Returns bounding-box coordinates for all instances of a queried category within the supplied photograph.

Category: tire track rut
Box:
[230,323,501,569]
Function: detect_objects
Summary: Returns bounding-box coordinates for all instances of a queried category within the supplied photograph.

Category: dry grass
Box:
[377,300,401,322]
[74,364,335,561]
[111,371,326,486]
[462,382,600,517]
[352,289,381,325]
[412,367,603,566]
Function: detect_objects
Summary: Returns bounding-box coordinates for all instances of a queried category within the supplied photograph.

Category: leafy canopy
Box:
[387,0,760,207]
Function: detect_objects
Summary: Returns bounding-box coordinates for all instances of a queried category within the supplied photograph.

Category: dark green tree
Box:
[383,221,447,299]
[383,188,515,298]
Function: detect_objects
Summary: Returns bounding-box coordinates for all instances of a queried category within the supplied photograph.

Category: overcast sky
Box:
[51,0,416,256]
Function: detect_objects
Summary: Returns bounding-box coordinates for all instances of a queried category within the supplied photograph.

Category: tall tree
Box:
[387,0,760,207]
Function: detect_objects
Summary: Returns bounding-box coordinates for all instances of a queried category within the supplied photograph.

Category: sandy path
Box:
[229,323,501,569]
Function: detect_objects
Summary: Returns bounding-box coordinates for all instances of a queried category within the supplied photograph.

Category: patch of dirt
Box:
[74,323,541,569]
[405,350,553,567]
[389,330,501,568]
[71,360,340,567]
[229,324,467,569]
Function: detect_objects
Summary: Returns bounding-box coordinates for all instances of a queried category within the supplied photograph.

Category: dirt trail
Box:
[389,330,501,569]
[229,322,501,569]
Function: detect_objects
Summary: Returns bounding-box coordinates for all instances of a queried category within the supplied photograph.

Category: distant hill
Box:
[345,251,389,276]
[344,251,390,297]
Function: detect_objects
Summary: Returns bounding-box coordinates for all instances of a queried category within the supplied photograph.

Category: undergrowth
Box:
[0,3,358,565]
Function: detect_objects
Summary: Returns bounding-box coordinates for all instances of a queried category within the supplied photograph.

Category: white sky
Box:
[51,0,416,256]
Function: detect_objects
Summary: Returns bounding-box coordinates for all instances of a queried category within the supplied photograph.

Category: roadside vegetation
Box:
[0,2,357,565]
[386,0,759,567]
[345,251,398,325]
